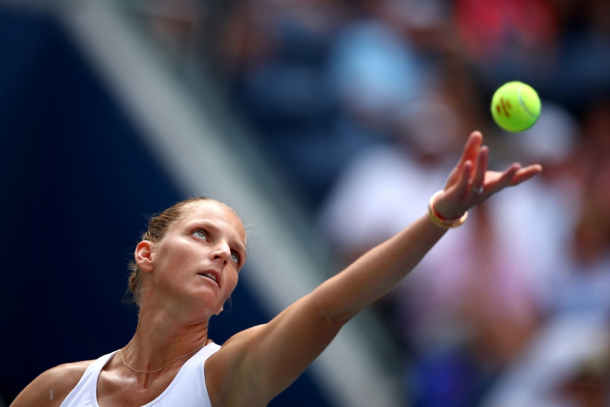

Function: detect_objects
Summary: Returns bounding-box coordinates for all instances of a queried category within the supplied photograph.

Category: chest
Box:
[96,369,179,407]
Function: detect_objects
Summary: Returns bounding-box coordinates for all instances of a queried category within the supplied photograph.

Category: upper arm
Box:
[10,361,93,407]
[207,285,346,406]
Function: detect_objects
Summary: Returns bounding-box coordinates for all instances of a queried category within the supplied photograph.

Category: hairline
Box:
[160,199,247,248]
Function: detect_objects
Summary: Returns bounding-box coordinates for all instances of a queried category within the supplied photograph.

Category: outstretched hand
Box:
[434,131,543,219]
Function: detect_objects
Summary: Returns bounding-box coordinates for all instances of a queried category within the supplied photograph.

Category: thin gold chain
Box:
[119,338,207,373]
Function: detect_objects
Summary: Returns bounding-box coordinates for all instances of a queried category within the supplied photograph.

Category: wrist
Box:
[428,191,468,229]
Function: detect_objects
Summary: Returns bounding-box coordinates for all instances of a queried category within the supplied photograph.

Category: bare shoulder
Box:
[205,325,268,406]
[206,324,266,377]
[10,360,95,407]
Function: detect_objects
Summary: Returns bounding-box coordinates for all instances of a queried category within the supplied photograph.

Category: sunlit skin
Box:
[435,131,543,218]
[108,200,247,388]
[10,131,544,407]
[138,200,246,320]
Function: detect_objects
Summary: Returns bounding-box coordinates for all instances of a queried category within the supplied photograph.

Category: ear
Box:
[135,240,155,273]
[214,305,224,316]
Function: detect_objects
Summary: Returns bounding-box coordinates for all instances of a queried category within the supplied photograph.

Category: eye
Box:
[230,251,240,264]
[193,229,207,240]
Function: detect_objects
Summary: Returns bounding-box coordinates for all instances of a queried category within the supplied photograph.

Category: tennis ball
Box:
[491,81,541,132]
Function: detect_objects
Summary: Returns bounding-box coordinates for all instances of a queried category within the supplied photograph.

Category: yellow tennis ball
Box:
[491,81,541,132]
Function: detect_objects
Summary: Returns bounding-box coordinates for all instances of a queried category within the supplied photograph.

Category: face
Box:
[140,200,247,316]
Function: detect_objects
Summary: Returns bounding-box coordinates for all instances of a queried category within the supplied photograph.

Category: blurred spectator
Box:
[3,0,610,405]
[497,102,583,311]
[328,18,430,129]
[317,89,466,264]
[140,0,610,404]
[455,0,559,63]
[316,89,491,406]
[226,0,385,207]
[549,100,610,318]
[481,314,610,407]
[145,0,201,57]
[455,0,610,113]
[478,102,610,407]
[556,339,610,407]
[318,99,585,406]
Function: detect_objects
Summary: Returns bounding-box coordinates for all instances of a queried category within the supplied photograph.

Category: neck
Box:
[122,304,211,377]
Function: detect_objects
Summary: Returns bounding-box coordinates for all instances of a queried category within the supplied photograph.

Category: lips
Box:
[197,269,221,287]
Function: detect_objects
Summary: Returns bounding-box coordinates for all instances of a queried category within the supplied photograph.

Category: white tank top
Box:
[60,343,221,407]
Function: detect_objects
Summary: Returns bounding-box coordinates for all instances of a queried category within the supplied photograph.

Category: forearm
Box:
[317,213,447,323]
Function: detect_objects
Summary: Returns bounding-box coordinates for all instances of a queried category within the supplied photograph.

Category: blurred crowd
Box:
[144,0,610,405]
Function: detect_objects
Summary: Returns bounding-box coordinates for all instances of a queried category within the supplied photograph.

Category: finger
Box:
[443,166,461,189]
[469,146,488,191]
[488,163,521,194]
[454,160,473,197]
[457,131,483,168]
[509,164,543,186]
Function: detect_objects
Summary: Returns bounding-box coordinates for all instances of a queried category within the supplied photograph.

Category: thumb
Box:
[436,161,472,218]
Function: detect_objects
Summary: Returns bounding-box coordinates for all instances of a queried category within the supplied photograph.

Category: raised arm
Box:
[209,131,543,406]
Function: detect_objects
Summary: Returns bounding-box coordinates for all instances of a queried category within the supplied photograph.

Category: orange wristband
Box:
[427,191,468,229]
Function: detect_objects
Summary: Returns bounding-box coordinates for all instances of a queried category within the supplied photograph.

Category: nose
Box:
[211,241,231,263]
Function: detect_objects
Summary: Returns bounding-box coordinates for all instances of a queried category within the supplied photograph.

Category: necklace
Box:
[119,337,207,373]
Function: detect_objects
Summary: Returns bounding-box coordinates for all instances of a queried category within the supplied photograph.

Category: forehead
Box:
[176,200,245,240]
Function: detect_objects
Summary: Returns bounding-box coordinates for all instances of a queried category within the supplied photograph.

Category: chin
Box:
[181,290,221,316]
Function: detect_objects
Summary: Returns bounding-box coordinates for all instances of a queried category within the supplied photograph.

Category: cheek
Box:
[154,247,194,283]
[157,242,192,266]
[224,272,239,294]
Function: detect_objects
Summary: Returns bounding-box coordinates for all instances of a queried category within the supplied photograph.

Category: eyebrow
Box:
[190,220,247,261]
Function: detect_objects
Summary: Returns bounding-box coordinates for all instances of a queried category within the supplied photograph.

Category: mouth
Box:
[197,270,220,287]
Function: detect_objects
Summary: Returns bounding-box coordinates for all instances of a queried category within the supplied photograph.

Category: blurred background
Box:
[1,0,610,406]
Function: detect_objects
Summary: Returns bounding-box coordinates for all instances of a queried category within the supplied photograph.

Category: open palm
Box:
[434,131,543,219]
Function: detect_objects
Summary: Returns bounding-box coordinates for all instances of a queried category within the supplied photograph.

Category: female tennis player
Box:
[11,131,542,407]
